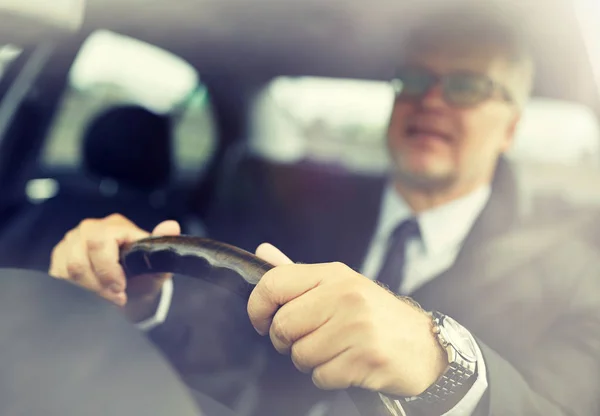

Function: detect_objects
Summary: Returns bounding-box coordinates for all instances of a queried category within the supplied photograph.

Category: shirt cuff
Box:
[441,329,488,416]
[135,278,174,332]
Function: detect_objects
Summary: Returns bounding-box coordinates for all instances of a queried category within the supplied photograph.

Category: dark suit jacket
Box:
[151,158,600,416]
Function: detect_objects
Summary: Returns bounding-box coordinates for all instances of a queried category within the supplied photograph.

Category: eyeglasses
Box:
[392,67,514,107]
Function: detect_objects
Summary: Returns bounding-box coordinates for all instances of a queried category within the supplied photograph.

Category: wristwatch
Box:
[380,311,478,415]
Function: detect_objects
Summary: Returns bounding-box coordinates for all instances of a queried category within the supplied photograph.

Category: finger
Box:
[152,220,181,237]
[290,316,358,373]
[49,228,124,304]
[311,348,365,391]
[248,263,327,335]
[87,237,128,303]
[50,229,82,279]
[63,230,128,305]
[269,285,334,354]
[255,243,294,266]
[49,239,67,278]
[61,230,98,288]
[249,262,358,335]
[87,221,149,298]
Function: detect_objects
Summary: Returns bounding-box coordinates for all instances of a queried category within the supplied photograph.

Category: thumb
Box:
[152,220,181,237]
[255,243,294,266]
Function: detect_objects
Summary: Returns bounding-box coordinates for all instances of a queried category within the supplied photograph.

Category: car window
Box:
[40,30,216,180]
[249,76,393,175]
[575,0,600,91]
[0,44,22,79]
[250,76,600,173]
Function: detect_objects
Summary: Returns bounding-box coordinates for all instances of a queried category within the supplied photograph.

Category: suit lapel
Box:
[411,214,590,306]
[408,157,596,323]
[410,157,522,309]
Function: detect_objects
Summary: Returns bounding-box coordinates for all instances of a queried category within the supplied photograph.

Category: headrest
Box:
[508,98,600,168]
[83,105,173,191]
[0,268,201,416]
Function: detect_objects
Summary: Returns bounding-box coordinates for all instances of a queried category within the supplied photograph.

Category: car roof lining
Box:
[72,0,599,109]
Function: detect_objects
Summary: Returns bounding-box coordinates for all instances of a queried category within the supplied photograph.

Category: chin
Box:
[393,163,456,191]
[397,154,448,175]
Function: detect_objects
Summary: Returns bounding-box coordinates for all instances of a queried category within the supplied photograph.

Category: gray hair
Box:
[400,1,535,106]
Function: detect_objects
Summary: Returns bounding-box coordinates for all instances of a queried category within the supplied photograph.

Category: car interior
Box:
[0,0,599,414]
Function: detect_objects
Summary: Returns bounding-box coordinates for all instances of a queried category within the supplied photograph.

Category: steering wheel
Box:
[120,235,394,416]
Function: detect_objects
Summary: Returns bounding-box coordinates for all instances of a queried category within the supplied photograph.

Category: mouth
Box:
[405,124,452,142]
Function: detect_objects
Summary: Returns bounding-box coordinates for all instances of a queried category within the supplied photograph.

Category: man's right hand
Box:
[49,214,181,321]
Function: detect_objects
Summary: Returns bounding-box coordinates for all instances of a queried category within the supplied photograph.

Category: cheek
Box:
[458,109,512,156]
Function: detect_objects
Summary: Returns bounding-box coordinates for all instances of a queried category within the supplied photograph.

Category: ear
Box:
[500,110,522,152]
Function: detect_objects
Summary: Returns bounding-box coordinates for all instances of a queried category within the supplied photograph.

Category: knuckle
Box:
[326,262,362,286]
[331,261,347,269]
[78,217,99,230]
[311,367,327,389]
[311,367,338,390]
[329,261,351,274]
[360,345,390,370]
[93,265,115,281]
[290,343,310,371]
[106,213,126,222]
[348,317,376,338]
[86,235,107,251]
[260,269,280,299]
[79,213,131,235]
[63,229,76,242]
[339,289,369,309]
[270,312,291,345]
[66,261,85,279]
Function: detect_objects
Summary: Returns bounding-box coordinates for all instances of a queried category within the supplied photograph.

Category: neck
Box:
[394,177,492,213]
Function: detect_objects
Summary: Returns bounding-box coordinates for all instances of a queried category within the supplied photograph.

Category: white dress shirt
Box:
[360,182,491,416]
[135,278,174,331]
[139,182,492,416]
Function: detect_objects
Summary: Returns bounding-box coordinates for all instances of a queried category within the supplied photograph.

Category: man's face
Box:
[387,47,523,190]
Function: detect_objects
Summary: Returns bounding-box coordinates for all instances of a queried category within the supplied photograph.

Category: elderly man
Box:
[49,3,600,416]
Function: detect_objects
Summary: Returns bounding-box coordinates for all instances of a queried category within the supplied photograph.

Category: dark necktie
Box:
[375,218,420,295]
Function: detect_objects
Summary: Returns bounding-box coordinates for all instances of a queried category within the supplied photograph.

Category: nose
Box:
[419,83,447,109]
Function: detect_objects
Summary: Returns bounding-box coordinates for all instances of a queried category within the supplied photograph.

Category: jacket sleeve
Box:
[470,262,600,416]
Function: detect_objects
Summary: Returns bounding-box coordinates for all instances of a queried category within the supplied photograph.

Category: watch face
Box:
[441,316,477,362]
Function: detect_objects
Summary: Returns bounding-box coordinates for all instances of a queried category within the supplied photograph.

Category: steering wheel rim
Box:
[120,235,394,416]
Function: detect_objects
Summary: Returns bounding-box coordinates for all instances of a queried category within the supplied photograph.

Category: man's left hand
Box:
[248,243,448,397]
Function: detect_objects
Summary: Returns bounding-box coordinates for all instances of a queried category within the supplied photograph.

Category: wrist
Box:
[399,319,450,398]
[388,311,478,414]
[421,312,450,392]
[123,290,162,323]
[399,301,450,396]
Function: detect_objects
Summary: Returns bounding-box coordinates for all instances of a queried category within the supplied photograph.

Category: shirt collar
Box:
[374,182,492,255]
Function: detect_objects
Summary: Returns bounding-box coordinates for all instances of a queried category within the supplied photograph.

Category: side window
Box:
[508,99,600,168]
[249,76,394,175]
[40,30,216,180]
[249,76,600,174]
